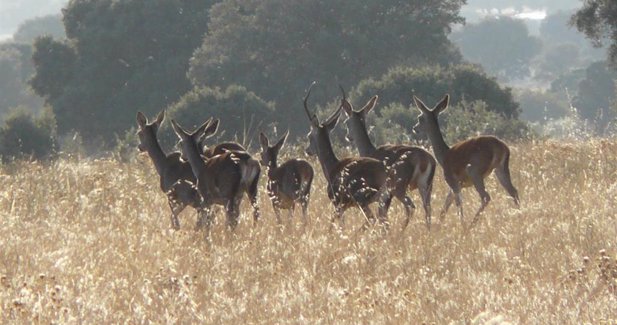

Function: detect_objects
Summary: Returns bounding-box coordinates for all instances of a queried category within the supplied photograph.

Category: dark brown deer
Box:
[197,118,247,158]
[340,88,436,229]
[412,94,520,229]
[259,131,314,223]
[136,111,202,229]
[171,119,260,230]
[303,82,392,229]
[197,118,261,222]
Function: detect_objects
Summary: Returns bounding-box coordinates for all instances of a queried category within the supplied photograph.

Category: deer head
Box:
[259,131,289,167]
[339,85,378,143]
[412,94,449,136]
[303,82,342,157]
[136,110,165,152]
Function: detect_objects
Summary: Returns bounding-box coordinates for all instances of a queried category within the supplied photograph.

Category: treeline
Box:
[0,0,615,160]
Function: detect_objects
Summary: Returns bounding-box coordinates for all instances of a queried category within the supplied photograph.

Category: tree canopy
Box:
[571,0,617,67]
[189,0,466,134]
[30,0,218,146]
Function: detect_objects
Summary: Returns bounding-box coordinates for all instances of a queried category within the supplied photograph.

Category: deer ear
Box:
[274,130,288,151]
[413,95,430,114]
[153,110,165,127]
[193,119,212,139]
[361,95,378,115]
[136,112,148,128]
[259,132,269,149]
[170,119,185,138]
[341,98,353,116]
[434,94,450,114]
[202,118,219,139]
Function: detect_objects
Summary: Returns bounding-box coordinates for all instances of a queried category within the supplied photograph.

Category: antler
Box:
[339,85,347,102]
[304,81,318,126]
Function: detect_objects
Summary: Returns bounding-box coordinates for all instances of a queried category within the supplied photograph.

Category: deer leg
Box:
[400,195,415,231]
[468,168,491,229]
[330,206,344,231]
[248,182,260,224]
[359,204,377,231]
[377,193,392,230]
[440,191,455,222]
[495,164,520,207]
[419,183,432,230]
[226,196,242,230]
[167,199,183,230]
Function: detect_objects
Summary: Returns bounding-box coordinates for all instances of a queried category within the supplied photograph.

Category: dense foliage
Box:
[571,0,617,67]
[0,107,56,161]
[30,0,218,145]
[189,0,466,134]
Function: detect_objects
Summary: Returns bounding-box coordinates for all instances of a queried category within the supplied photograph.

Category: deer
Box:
[197,118,261,222]
[303,82,392,229]
[340,88,436,230]
[258,131,314,224]
[171,119,261,230]
[412,94,520,229]
[197,119,247,158]
[136,110,203,230]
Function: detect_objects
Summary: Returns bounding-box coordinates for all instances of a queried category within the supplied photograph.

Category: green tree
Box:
[189,0,466,134]
[571,0,617,67]
[0,107,57,161]
[571,61,617,133]
[351,64,520,118]
[166,85,275,149]
[30,0,218,146]
[451,16,541,80]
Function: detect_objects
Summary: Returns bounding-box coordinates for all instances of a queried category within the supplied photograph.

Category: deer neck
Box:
[351,122,377,156]
[144,139,169,176]
[425,121,450,166]
[315,132,339,183]
[182,142,208,179]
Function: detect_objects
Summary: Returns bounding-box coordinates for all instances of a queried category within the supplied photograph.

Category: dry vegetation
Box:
[1,140,617,324]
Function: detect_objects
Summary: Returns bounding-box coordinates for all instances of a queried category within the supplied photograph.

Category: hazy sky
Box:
[0,0,582,41]
[0,0,67,40]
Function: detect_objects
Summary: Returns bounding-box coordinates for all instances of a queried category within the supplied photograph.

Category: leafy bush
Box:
[0,107,57,161]
[352,64,520,119]
[440,100,530,143]
[166,85,275,149]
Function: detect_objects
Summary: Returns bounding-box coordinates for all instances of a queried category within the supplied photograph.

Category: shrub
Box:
[166,85,275,149]
[0,107,57,161]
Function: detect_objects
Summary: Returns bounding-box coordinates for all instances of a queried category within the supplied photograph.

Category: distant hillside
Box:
[0,0,67,39]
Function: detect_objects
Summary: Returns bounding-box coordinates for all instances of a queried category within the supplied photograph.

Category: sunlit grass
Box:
[0,139,616,323]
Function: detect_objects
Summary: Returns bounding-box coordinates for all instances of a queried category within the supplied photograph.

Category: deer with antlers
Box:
[303,83,392,229]
[412,94,520,229]
[259,131,314,224]
[136,111,203,229]
[171,119,261,230]
[340,88,436,229]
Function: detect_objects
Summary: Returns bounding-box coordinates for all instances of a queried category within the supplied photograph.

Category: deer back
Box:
[445,136,510,184]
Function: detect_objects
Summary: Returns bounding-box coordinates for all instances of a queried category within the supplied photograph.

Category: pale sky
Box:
[0,0,67,40]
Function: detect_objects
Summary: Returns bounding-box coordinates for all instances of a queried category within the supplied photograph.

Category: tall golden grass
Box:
[1,140,616,324]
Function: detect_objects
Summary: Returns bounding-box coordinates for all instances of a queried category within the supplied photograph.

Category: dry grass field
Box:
[1,139,617,324]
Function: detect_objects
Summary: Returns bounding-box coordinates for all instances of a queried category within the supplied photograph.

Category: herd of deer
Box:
[136,82,520,235]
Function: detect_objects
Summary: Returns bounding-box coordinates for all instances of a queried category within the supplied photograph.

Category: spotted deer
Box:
[136,111,202,229]
[171,119,260,230]
[340,88,436,229]
[412,94,520,229]
[259,131,314,224]
[303,82,392,229]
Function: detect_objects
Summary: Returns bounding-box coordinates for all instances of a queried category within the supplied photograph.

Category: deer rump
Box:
[326,157,388,209]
